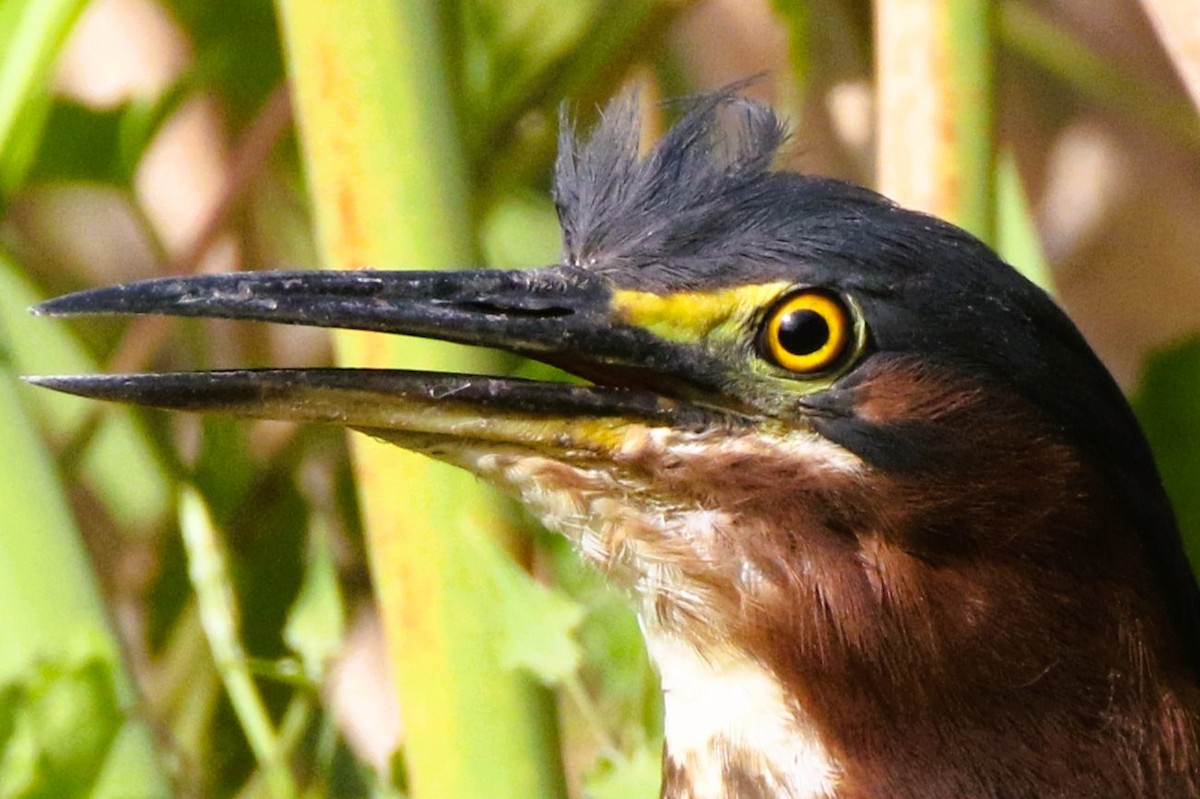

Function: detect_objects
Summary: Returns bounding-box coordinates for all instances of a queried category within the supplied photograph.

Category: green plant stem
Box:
[875,0,995,242]
[0,333,170,797]
[1000,2,1200,153]
[0,5,169,792]
[273,2,567,797]
[995,149,1053,291]
[946,0,994,242]
[180,489,297,799]
[0,0,87,163]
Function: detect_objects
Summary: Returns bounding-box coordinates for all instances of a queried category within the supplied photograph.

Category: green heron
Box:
[31,91,1200,798]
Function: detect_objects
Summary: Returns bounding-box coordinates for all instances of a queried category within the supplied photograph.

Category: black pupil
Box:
[777,309,831,356]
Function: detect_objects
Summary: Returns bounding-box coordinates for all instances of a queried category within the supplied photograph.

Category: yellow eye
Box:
[760,290,852,374]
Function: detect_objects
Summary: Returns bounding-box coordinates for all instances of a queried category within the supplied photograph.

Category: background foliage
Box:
[1,1,1197,797]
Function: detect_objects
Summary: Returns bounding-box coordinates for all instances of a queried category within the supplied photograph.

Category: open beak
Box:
[28,268,744,456]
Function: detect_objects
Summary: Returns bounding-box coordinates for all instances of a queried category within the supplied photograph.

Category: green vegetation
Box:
[1,1,1197,797]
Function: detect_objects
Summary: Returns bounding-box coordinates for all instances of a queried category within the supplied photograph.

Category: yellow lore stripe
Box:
[610,282,792,342]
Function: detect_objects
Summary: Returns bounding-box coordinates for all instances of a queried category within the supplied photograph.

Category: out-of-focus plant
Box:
[2,0,1197,798]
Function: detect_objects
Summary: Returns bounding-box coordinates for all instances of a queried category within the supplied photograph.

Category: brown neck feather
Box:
[624,363,1200,798]
[466,358,1199,798]
[761,370,1198,797]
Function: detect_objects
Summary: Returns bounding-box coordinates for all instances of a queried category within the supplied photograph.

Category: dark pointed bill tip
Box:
[26,269,615,357]
[31,286,125,317]
[29,271,425,326]
[24,374,126,397]
[23,373,267,409]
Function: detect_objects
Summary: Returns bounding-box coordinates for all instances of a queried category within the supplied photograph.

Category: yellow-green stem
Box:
[1000,2,1200,153]
[875,0,995,242]
[273,2,566,797]
[180,490,296,799]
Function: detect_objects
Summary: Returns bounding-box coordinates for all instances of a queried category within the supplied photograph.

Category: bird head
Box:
[31,90,1200,798]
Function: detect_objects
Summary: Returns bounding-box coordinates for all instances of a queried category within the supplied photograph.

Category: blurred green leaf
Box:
[284,520,346,682]
[0,343,120,677]
[194,417,260,519]
[582,747,661,799]
[768,1,810,89]
[24,101,124,184]
[1134,334,1200,572]
[460,0,594,132]
[466,522,585,686]
[463,0,689,193]
[25,85,188,186]
[0,0,89,195]
[0,255,170,531]
[0,80,52,195]
[159,0,284,124]
[180,487,298,799]
[0,658,124,799]
[0,347,168,797]
[1000,2,1200,154]
[996,149,1053,292]
[479,188,562,270]
[578,600,658,728]
[544,533,660,735]
[0,1,169,792]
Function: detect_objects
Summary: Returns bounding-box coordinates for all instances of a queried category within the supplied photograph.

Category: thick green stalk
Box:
[273,2,565,797]
[0,312,169,798]
[875,0,995,242]
[180,490,296,799]
[0,2,169,794]
[0,0,87,170]
[1000,2,1200,153]
[995,150,1053,291]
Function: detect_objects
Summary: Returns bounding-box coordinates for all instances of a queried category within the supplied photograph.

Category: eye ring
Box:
[760,290,853,374]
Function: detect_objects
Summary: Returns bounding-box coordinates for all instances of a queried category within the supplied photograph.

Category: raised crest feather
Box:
[553,87,788,270]
[550,86,909,291]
